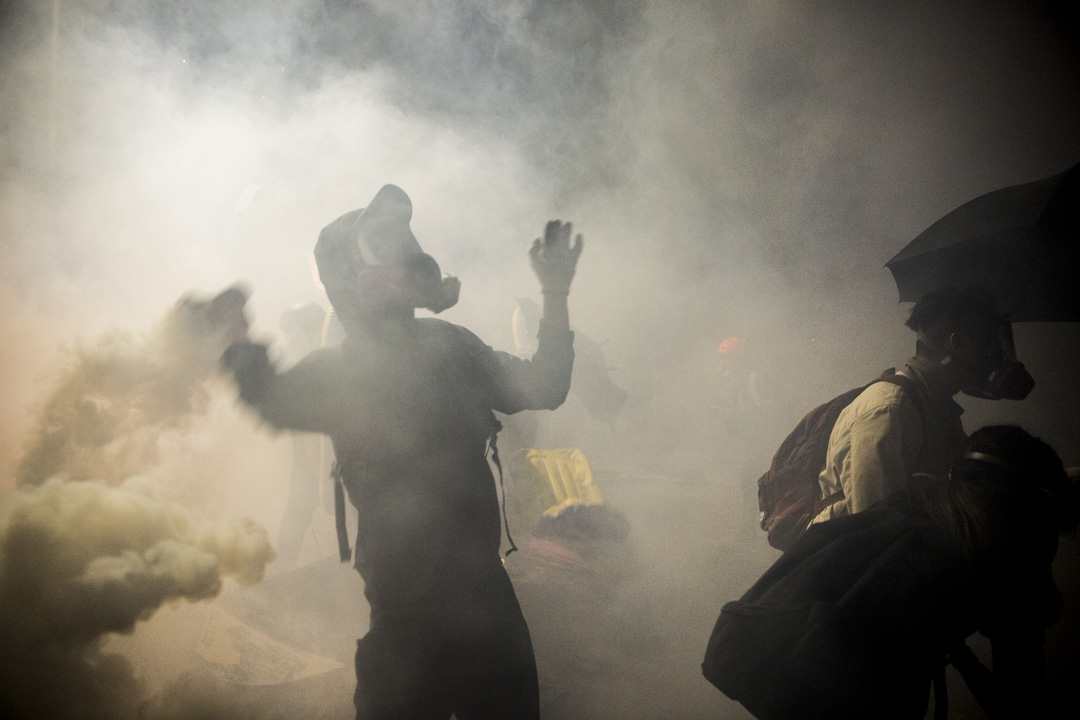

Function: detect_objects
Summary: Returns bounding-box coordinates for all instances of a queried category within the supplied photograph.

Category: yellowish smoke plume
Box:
[0,287,275,719]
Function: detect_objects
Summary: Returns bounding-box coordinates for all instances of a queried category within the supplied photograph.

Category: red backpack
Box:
[757,371,922,551]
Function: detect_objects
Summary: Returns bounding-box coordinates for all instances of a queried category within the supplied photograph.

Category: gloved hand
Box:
[209,285,250,347]
[529,220,583,295]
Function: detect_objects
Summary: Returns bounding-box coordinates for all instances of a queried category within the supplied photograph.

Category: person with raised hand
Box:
[223,185,583,720]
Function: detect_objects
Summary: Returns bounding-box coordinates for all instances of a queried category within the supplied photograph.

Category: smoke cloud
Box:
[1,476,270,644]
[0,286,274,719]
[0,477,275,719]
[15,287,247,487]
[1,0,1078,718]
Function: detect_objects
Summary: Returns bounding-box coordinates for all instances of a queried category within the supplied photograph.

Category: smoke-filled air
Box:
[1,1,1079,719]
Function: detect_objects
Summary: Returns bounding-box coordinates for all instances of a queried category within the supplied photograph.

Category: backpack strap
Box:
[332,459,352,563]
[811,371,929,518]
[487,422,518,558]
[813,487,848,517]
[876,371,928,428]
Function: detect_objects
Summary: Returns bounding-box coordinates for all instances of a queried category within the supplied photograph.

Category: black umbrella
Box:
[886,163,1080,321]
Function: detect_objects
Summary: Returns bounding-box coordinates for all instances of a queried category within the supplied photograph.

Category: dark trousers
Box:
[354,564,539,720]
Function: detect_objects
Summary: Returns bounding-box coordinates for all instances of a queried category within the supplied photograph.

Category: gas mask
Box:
[315,185,460,325]
[407,253,460,314]
[960,321,1035,401]
[353,253,460,315]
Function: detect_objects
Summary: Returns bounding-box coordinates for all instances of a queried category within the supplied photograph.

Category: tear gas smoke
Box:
[0,287,274,720]
[0,479,276,720]
[1,476,271,646]
[1,1,1079,719]
[0,478,274,719]
[15,287,248,488]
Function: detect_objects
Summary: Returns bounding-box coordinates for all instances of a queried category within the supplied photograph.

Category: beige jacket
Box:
[810,357,967,525]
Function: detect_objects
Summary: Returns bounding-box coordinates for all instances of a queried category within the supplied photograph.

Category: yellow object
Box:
[525,448,603,516]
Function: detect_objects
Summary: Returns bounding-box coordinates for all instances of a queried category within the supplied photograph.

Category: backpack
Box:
[757,371,923,551]
[703,495,974,720]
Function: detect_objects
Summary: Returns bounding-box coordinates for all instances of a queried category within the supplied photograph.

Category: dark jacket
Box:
[225,317,574,618]
[707,487,1056,719]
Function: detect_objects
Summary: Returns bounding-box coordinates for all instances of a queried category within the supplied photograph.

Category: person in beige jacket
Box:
[812,286,1034,525]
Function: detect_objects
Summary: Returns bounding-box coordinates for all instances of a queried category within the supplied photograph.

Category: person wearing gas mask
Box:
[222,184,582,720]
[810,285,1034,525]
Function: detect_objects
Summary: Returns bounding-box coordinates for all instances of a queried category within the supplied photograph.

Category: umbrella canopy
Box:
[886,163,1080,321]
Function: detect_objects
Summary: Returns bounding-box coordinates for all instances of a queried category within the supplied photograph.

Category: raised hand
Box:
[207,285,251,347]
[529,220,584,296]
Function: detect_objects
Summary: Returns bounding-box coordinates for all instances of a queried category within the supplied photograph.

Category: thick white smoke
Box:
[1,1,1077,718]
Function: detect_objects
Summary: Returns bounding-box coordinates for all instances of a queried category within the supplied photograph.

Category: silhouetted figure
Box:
[811,286,1034,526]
[223,185,582,720]
[930,427,1075,717]
[705,425,1076,719]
